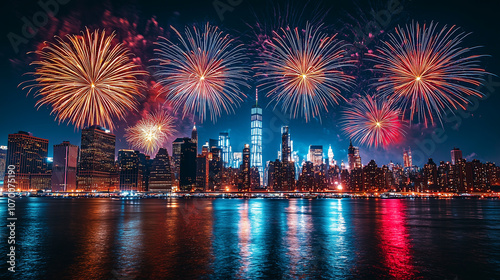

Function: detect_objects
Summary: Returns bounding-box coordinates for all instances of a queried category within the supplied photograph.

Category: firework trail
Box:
[257,23,355,121]
[125,107,177,156]
[153,23,250,122]
[247,1,330,58]
[341,95,405,148]
[25,29,146,131]
[370,22,487,126]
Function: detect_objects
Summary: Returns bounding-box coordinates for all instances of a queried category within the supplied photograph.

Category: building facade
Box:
[78,125,117,192]
[52,141,78,192]
[5,131,49,190]
[149,148,173,191]
[251,89,263,187]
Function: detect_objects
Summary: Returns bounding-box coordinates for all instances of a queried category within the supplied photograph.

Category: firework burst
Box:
[257,23,355,122]
[370,22,487,126]
[125,108,177,156]
[341,95,405,148]
[153,23,250,122]
[25,29,146,131]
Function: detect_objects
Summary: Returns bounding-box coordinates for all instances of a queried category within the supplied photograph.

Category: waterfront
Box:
[1,197,500,279]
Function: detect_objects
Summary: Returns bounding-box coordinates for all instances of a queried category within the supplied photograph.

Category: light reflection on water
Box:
[1,198,500,279]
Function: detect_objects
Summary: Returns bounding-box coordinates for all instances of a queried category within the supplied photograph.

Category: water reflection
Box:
[237,200,250,278]
[378,199,415,279]
[285,199,313,277]
[2,198,500,280]
[113,201,144,279]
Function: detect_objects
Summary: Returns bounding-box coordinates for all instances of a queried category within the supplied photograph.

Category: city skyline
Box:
[3,122,499,193]
[1,0,500,169]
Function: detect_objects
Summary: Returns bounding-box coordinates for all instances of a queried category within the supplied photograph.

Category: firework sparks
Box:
[370,22,487,126]
[25,29,146,131]
[341,95,405,148]
[257,23,355,122]
[125,108,177,156]
[153,23,250,122]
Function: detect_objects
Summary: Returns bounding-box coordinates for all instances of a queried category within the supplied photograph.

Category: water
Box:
[1,197,500,279]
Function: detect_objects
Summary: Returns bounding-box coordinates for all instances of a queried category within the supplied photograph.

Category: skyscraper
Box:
[6,131,49,190]
[209,146,223,191]
[172,137,185,184]
[276,126,295,191]
[239,144,251,192]
[52,141,78,192]
[309,145,323,166]
[348,140,362,170]
[118,149,144,191]
[219,131,232,167]
[281,126,291,163]
[196,153,210,191]
[451,147,463,165]
[78,125,117,192]
[327,145,335,166]
[0,146,6,186]
[179,138,197,191]
[232,152,242,169]
[191,124,198,155]
[251,89,263,187]
[149,148,173,192]
[403,148,413,168]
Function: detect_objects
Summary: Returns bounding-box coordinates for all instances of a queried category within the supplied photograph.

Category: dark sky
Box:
[1,0,499,167]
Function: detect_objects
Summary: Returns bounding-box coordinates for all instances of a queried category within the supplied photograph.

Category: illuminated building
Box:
[5,131,49,190]
[118,149,144,191]
[218,131,232,167]
[423,158,438,190]
[139,153,152,191]
[0,146,6,186]
[327,145,335,166]
[191,124,198,154]
[403,148,412,168]
[196,153,210,191]
[271,126,296,191]
[149,148,173,192]
[250,166,261,190]
[209,139,219,150]
[251,89,263,187]
[209,146,223,191]
[347,140,362,170]
[267,160,278,189]
[239,144,251,192]
[232,152,242,169]
[172,137,184,184]
[281,126,291,163]
[309,145,323,166]
[78,125,117,191]
[362,160,384,192]
[52,141,78,192]
[451,147,463,165]
[297,161,315,191]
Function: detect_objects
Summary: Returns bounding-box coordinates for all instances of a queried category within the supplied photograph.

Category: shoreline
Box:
[3,191,500,199]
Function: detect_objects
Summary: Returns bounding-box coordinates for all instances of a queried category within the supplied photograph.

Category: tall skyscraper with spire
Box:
[191,124,198,155]
[251,89,263,186]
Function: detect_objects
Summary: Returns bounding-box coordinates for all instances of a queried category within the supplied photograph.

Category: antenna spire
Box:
[256,88,258,106]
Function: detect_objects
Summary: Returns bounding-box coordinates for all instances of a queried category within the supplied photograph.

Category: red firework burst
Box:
[370,22,487,126]
[341,95,406,148]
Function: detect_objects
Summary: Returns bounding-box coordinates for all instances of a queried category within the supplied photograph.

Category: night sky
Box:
[0,0,499,167]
